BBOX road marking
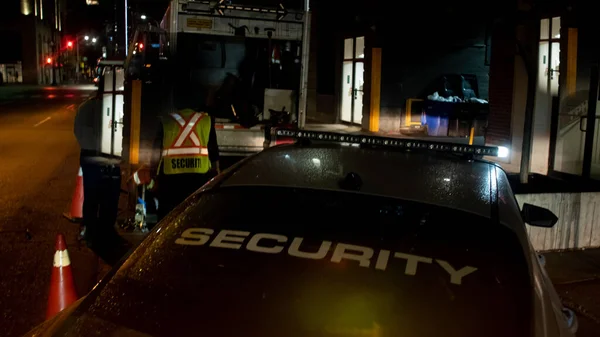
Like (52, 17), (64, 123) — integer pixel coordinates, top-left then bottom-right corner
(66, 104), (76, 111)
(34, 117), (52, 127)
(81, 94), (89, 97)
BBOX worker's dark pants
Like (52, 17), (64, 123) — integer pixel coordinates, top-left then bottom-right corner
(157, 172), (215, 222)
(80, 160), (126, 264)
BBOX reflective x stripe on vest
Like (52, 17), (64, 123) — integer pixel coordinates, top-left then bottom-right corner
(161, 109), (212, 175)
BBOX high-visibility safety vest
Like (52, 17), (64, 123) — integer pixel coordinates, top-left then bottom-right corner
(161, 109), (212, 175)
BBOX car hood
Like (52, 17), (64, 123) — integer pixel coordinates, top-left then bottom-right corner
(26, 187), (539, 337)
(27, 251), (533, 337)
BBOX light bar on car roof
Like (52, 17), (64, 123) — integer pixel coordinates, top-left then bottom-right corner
(274, 129), (506, 157)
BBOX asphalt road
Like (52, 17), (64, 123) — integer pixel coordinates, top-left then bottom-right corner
(0, 85), (104, 337)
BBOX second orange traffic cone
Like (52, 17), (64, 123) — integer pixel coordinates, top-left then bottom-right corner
(46, 234), (78, 319)
(63, 167), (84, 222)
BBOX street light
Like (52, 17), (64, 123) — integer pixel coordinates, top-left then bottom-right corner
(84, 35), (89, 41)
(140, 14), (147, 20)
(92, 37), (97, 43)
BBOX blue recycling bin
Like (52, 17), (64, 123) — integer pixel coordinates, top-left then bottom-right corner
(423, 101), (451, 136)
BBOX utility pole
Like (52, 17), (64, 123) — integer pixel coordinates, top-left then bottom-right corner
(518, 20), (540, 184)
(50, 40), (57, 86)
(297, 0), (311, 128)
(76, 37), (80, 83)
(582, 61), (599, 178)
(114, 0), (119, 56)
(125, 0), (129, 56)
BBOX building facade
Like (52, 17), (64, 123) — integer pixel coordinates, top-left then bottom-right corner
(306, 0), (500, 138)
(306, 0), (599, 183)
(487, 0), (600, 182)
(0, 0), (66, 84)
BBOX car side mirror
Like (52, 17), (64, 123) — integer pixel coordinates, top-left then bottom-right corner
(521, 203), (558, 228)
(563, 308), (578, 334)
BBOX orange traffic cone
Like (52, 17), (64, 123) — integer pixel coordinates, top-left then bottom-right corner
(63, 167), (84, 222)
(46, 234), (78, 319)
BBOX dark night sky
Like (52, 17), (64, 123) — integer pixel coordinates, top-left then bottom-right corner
(65, 0), (306, 36)
(65, 0), (170, 35)
(66, 0), (114, 35)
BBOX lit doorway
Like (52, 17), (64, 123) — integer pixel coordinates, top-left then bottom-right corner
(531, 17), (561, 175)
(340, 36), (365, 125)
(552, 18), (600, 179)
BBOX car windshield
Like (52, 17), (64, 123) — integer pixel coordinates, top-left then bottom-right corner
(84, 186), (533, 337)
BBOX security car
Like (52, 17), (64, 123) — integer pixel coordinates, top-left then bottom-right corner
(26, 130), (577, 337)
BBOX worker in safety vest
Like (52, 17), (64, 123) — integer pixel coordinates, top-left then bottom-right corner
(135, 93), (221, 222)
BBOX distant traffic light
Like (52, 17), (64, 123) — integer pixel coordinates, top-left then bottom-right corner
(138, 43), (144, 49)
(46, 57), (52, 64)
(67, 41), (73, 49)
